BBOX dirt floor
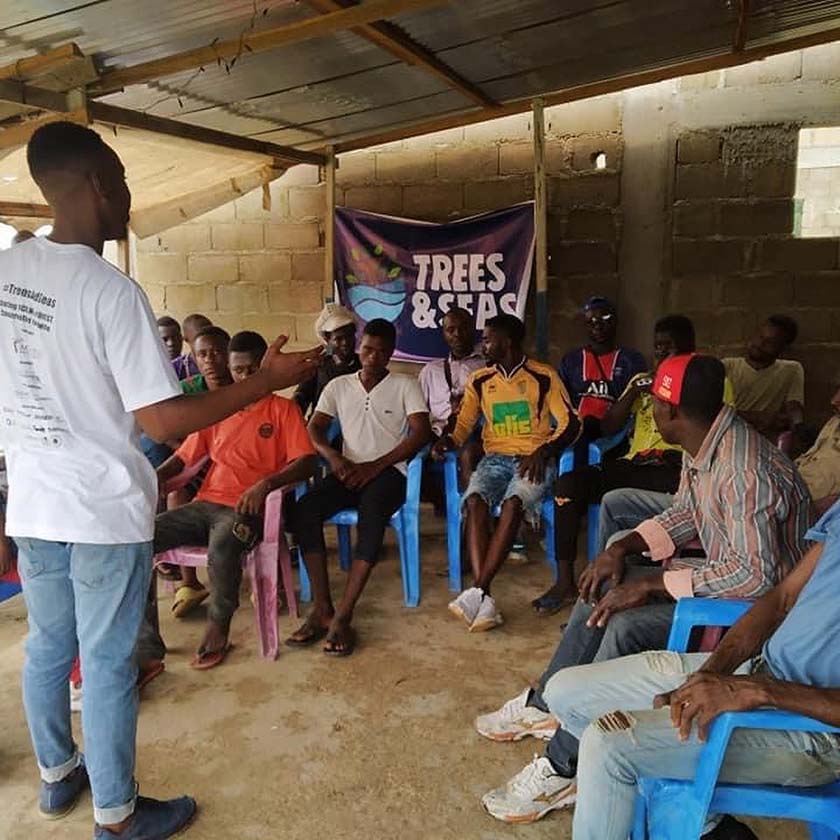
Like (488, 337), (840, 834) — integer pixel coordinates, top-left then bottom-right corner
(0, 517), (806, 839)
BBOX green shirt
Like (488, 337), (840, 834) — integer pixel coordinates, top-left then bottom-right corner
(181, 374), (207, 394)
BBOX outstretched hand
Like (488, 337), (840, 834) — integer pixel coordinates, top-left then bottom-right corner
(260, 336), (324, 391)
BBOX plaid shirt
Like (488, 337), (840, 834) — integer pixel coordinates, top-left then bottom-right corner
(636, 405), (812, 600)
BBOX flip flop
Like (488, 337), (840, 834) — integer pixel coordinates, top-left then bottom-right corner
(190, 644), (233, 671)
(531, 593), (576, 615)
(323, 627), (356, 657)
(285, 620), (329, 648)
(137, 660), (165, 691)
(171, 585), (209, 618)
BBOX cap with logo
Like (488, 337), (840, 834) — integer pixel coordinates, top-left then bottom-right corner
(652, 353), (697, 406)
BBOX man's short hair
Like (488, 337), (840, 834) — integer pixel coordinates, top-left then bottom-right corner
(229, 330), (268, 360)
(443, 306), (473, 324)
(767, 314), (798, 346)
(680, 356), (725, 424)
(654, 314), (696, 353)
(156, 315), (180, 330)
(27, 122), (107, 183)
(486, 313), (526, 345)
(194, 325), (230, 346)
(363, 318), (397, 347)
(183, 313), (212, 333)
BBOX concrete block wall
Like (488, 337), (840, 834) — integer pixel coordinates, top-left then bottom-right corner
(134, 164), (327, 349)
(669, 122), (840, 420)
(335, 95), (624, 365)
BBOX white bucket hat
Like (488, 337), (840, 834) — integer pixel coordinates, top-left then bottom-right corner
(314, 303), (357, 343)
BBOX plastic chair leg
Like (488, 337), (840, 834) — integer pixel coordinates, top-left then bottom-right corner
(338, 525), (352, 571)
(542, 503), (559, 582)
(631, 793), (647, 840)
(398, 513), (420, 608)
(810, 824), (840, 840)
(587, 503), (599, 562)
(247, 546), (279, 660)
(298, 549), (312, 603)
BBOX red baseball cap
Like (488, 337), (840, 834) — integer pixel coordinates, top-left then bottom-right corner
(652, 353), (696, 405)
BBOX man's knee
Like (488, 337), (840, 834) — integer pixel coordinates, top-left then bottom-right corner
(542, 665), (596, 721)
(465, 492), (489, 513)
(500, 495), (523, 513)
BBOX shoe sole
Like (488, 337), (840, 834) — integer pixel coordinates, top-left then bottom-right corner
(448, 602), (475, 626)
(469, 615), (504, 633)
(40, 797), (80, 821)
(475, 724), (557, 742)
(482, 785), (577, 823)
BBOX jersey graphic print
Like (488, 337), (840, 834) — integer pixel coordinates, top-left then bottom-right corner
(491, 400), (532, 436)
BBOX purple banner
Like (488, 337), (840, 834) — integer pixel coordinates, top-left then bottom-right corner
(334, 202), (534, 363)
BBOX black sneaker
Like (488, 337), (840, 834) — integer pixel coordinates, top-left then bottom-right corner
(93, 795), (196, 839)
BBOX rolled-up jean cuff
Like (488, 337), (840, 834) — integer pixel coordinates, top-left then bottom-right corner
(39, 749), (81, 783)
(94, 782), (138, 826)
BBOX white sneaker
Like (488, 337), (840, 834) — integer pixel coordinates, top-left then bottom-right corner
(482, 755), (576, 823)
(449, 587), (483, 625)
(474, 688), (558, 742)
(469, 593), (504, 632)
(69, 682), (82, 714)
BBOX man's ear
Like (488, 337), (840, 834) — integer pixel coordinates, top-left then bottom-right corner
(89, 170), (107, 200)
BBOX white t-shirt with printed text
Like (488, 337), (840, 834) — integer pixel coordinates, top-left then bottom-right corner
(314, 371), (428, 474)
(0, 237), (182, 544)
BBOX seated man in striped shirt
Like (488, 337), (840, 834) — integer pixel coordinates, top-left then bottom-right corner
(475, 354), (812, 825)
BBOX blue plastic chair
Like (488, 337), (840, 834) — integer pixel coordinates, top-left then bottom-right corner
(632, 597), (840, 840)
(297, 427), (426, 608)
(0, 578), (21, 602)
(441, 426), (629, 593)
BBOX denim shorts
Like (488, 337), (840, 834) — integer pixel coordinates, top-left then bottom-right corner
(463, 453), (552, 525)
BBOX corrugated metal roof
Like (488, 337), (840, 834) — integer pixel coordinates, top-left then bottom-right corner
(1, 0), (840, 154)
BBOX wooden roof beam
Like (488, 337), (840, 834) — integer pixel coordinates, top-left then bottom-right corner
(0, 109), (90, 151)
(0, 44), (84, 82)
(87, 101), (324, 166)
(305, 0), (496, 108)
(334, 22), (840, 153)
(94, 0), (449, 93)
(0, 201), (52, 219)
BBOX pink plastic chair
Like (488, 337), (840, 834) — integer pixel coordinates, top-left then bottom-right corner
(154, 458), (298, 660)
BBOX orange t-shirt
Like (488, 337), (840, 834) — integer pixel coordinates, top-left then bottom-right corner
(176, 395), (315, 509)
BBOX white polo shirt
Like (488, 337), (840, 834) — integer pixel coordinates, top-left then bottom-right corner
(314, 371), (428, 474)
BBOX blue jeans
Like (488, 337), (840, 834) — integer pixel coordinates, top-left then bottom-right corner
(541, 651), (840, 840)
(464, 453), (551, 526)
(17, 538), (152, 825)
(597, 489), (673, 553)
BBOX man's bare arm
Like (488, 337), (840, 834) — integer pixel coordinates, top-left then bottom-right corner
(135, 338), (322, 442)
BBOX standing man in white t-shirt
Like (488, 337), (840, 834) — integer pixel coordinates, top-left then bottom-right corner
(0, 122), (321, 840)
(286, 318), (431, 656)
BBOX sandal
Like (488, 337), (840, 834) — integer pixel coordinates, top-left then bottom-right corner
(285, 619), (329, 648)
(324, 626), (356, 657)
(137, 660), (165, 691)
(171, 585), (209, 618)
(531, 592), (577, 615)
(190, 643), (232, 670)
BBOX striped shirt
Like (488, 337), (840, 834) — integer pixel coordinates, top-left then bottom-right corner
(636, 405), (812, 600)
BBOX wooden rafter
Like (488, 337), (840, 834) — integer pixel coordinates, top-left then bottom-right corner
(305, 0), (496, 108)
(0, 109), (89, 150)
(0, 44), (84, 82)
(333, 22), (840, 153)
(0, 201), (52, 219)
(734, 0), (751, 52)
(94, 0), (449, 93)
(87, 102), (324, 166)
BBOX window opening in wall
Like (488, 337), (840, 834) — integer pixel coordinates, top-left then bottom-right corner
(795, 127), (840, 238)
(591, 151), (608, 170)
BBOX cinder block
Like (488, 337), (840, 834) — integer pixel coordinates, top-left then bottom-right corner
(216, 283), (268, 313)
(677, 132), (722, 164)
(343, 185), (403, 216)
(141, 283), (166, 311)
(288, 185), (326, 221)
(683, 308), (755, 346)
(156, 224), (211, 254)
(291, 251), (325, 285)
(289, 282), (324, 312)
(724, 52), (802, 86)
(549, 174), (620, 207)
(677, 70), (722, 91)
(406, 126), (465, 150)
(188, 254), (238, 286)
(718, 200), (794, 236)
(546, 95), (621, 137)
(135, 253), (187, 287)
(436, 146), (499, 179)
(793, 271), (840, 306)
(276, 164), (320, 187)
(376, 149), (435, 182)
(464, 112), (532, 144)
(668, 276), (722, 311)
(565, 207), (620, 241)
(403, 183), (464, 220)
(464, 178), (533, 214)
(721, 272), (794, 306)
(498, 142), (533, 175)
(570, 134), (622, 173)
(792, 308), (833, 343)
(335, 152), (376, 186)
(193, 202), (236, 224)
(239, 253), (292, 285)
(265, 222), (321, 250)
(555, 242), (616, 275)
(673, 202), (718, 237)
(672, 239), (747, 275)
(559, 274), (621, 308)
(135, 234), (164, 253)
(801, 43), (840, 81)
(165, 283), (217, 315)
(675, 163), (747, 200)
(238, 314), (296, 341)
(759, 238), (838, 271)
(267, 283), (295, 313)
(234, 187), (275, 221)
(748, 163), (797, 198)
(211, 223), (264, 251)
